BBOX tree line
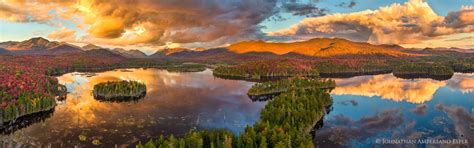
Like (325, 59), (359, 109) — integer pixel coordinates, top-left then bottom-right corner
(93, 80), (147, 101)
(136, 78), (333, 148)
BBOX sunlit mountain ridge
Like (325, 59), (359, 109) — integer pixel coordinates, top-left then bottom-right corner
(228, 38), (423, 57)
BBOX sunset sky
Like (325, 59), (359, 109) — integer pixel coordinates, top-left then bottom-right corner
(1, 0), (473, 53)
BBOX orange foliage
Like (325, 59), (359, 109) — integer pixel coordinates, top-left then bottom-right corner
(228, 38), (426, 57)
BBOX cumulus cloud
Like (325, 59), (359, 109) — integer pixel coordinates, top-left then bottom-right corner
(0, 0), (76, 23)
(410, 104), (428, 115)
(331, 74), (445, 104)
(336, 0), (356, 8)
(1, 0), (277, 47)
(281, 3), (328, 17)
(266, 0), (329, 22)
(2, 0), (473, 48)
(445, 36), (474, 42)
(84, 0), (277, 46)
(0, 2), (26, 22)
(435, 104), (474, 144)
(313, 108), (404, 146)
(446, 73), (474, 93)
(338, 99), (358, 106)
(48, 28), (77, 42)
(270, 0), (474, 45)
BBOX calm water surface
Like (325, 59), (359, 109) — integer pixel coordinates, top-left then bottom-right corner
(1, 69), (473, 147)
(1, 69), (263, 147)
(315, 73), (474, 147)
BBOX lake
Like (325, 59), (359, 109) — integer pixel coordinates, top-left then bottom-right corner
(315, 73), (474, 147)
(1, 68), (473, 147)
(0, 69), (264, 147)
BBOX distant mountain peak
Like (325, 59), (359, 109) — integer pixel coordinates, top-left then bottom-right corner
(0, 37), (84, 55)
(111, 48), (147, 58)
(159, 48), (190, 55)
(227, 38), (421, 57)
(4, 37), (59, 51)
(0, 47), (10, 55)
(82, 44), (102, 51)
(29, 37), (49, 43)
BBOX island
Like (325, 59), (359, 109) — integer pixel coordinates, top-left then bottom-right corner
(393, 63), (454, 80)
(247, 77), (336, 101)
(213, 59), (319, 81)
(165, 63), (206, 72)
(92, 80), (147, 101)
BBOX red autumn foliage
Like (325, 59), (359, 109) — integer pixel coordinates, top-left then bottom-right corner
(0, 54), (124, 109)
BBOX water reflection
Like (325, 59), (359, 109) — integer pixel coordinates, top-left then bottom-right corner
(331, 73), (474, 104)
(1, 69), (264, 147)
(315, 73), (474, 147)
(1, 69), (472, 147)
(446, 73), (474, 93)
(0, 109), (55, 135)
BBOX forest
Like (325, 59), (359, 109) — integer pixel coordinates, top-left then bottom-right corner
(213, 58), (319, 81)
(0, 60), (63, 124)
(0, 50), (473, 146)
(248, 77), (335, 98)
(0, 54), (208, 123)
(213, 56), (474, 81)
(166, 63), (207, 72)
(0, 54), (126, 123)
(393, 63), (454, 80)
(2, 52), (473, 126)
(313, 59), (392, 77)
(136, 77), (333, 147)
(93, 80), (147, 101)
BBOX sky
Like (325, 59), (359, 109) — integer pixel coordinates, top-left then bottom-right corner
(0, 0), (473, 53)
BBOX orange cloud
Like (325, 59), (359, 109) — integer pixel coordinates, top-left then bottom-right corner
(446, 73), (474, 93)
(1, 0), (472, 48)
(331, 74), (445, 104)
(332, 73), (474, 103)
(1, 0), (276, 47)
(271, 0), (474, 45)
(73, 0), (275, 46)
(0, 0), (75, 23)
(48, 27), (77, 42)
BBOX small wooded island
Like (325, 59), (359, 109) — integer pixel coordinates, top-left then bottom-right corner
(247, 77), (336, 101)
(166, 63), (206, 72)
(93, 80), (147, 101)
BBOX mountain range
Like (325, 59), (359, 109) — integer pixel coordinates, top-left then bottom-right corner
(82, 44), (103, 51)
(0, 37), (147, 58)
(111, 48), (147, 58)
(1, 37), (472, 59)
(227, 38), (419, 57)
